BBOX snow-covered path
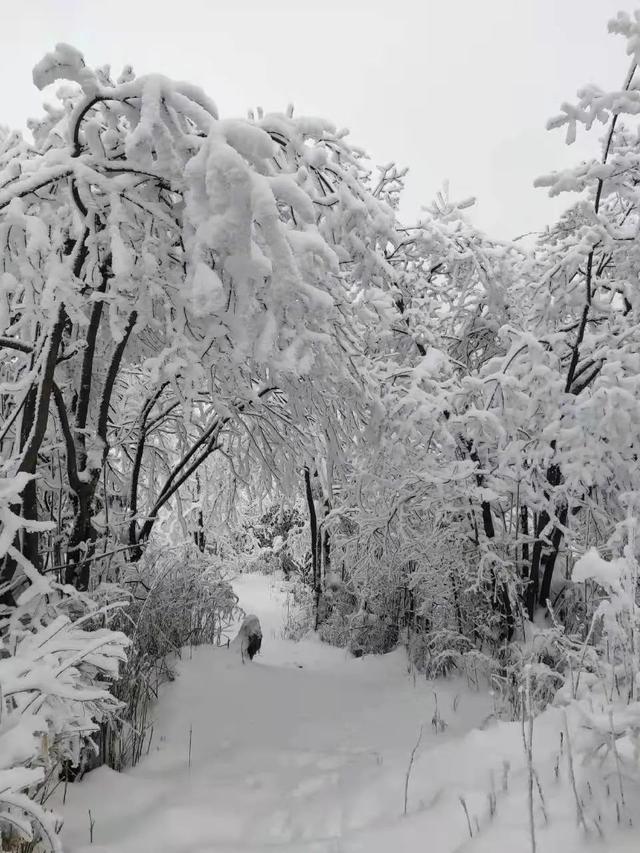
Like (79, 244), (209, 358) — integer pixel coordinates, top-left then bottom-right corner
(56, 574), (635, 852)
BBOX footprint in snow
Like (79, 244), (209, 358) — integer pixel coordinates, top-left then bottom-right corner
(291, 772), (340, 798)
(316, 755), (348, 770)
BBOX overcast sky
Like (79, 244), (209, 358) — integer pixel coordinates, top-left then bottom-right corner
(1, 0), (635, 238)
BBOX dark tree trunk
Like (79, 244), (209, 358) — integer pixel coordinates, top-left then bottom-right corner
(304, 467), (318, 591)
(0, 298), (69, 602)
(479, 498), (514, 641)
(321, 495), (331, 585)
(526, 510), (545, 620)
(18, 386), (40, 570)
(194, 474), (206, 552)
(467, 440), (514, 641)
(450, 566), (464, 635)
(520, 504), (529, 578)
(61, 311), (136, 588)
(303, 467), (322, 629)
(539, 503), (568, 609)
(65, 485), (98, 590)
(525, 463), (563, 620)
(194, 509), (206, 552)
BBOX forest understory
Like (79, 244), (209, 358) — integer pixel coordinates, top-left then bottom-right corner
(53, 573), (640, 853)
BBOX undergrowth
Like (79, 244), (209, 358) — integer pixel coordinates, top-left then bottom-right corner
(97, 544), (241, 772)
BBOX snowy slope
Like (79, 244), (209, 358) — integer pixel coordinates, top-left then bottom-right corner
(56, 574), (637, 852)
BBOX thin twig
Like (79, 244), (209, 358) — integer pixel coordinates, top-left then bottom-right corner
(403, 724), (424, 816)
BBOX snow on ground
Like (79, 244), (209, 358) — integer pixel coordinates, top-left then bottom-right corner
(56, 573), (638, 852)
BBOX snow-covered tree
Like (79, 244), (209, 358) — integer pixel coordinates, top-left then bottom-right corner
(0, 44), (400, 598)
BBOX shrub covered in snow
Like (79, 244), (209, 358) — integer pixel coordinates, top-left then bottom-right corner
(103, 543), (241, 769)
(553, 524), (640, 792)
(282, 579), (315, 641)
(0, 476), (129, 851)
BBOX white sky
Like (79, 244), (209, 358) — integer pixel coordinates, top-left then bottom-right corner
(0, 0), (635, 238)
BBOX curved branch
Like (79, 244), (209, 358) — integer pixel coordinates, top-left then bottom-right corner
(127, 383), (169, 544)
(51, 382), (81, 493)
(97, 311), (137, 445)
(0, 337), (32, 354)
(17, 305), (66, 475)
(0, 169), (73, 212)
(76, 256), (111, 438)
(139, 435), (222, 541)
(134, 387), (278, 547)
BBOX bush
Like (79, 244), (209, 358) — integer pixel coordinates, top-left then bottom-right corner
(316, 580), (399, 655)
(245, 549), (281, 576)
(282, 580), (315, 641)
(554, 538), (640, 782)
(101, 543), (241, 770)
(347, 610), (399, 656)
(0, 475), (129, 850)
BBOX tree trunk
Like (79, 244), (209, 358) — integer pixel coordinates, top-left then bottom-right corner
(467, 439), (514, 641)
(194, 474), (206, 552)
(539, 504), (568, 609)
(65, 485), (98, 590)
(303, 467), (322, 629)
(18, 386), (40, 570)
(321, 494), (331, 585)
(0, 301), (68, 601)
(525, 463), (563, 620)
(520, 504), (529, 579)
(304, 467), (318, 590)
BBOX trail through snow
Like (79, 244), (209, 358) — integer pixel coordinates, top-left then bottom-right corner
(57, 574), (637, 852)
